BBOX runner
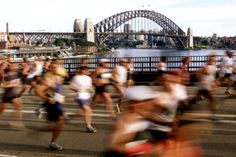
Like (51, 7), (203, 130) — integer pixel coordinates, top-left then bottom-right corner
(112, 58), (128, 95)
(126, 58), (134, 87)
(111, 58), (128, 113)
(18, 58), (36, 96)
(156, 56), (167, 84)
(219, 51), (234, 94)
(32, 72), (64, 151)
(43, 57), (52, 73)
(28, 56), (45, 95)
(190, 55), (218, 119)
(70, 66), (96, 133)
(35, 58), (68, 120)
(92, 59), (114, 116)
(105, 72), (199, 157)
(0, 63), (24, 127)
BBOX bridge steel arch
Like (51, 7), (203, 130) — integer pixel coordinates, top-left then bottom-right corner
(94, 10), (187, 49)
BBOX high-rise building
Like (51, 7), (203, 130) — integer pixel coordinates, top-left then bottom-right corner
(147, 30), (153, 45)
(124, 24), (135, 40)
(6, 22), (9, 36)
(124, 24), (131, 33)
(212, 33), (217, 41)
(84, 18), (95, 43)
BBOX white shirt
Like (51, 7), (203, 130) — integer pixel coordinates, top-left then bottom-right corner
(70, 74), (92, 99)
(114, 65), (127, 85)
(33, 61), (44, 76)
(157, 62), (167, 71)
(202, 64), (217, 90)
(221, 56), (234, 74)
(170, 83), (188, 101)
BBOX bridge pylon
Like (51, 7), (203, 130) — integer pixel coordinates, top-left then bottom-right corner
(84, 18), (95, 43)
(187, 27), (193, 49)
(74, 19), (84, 33)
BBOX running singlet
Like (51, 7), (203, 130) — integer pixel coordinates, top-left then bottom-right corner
(3, 71), (19, 99)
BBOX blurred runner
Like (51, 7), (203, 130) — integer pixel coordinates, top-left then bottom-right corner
(112, 58), (128, 113)
(0, 63), (24, 127)
(70, 66), (96, 133)
(126, 58), (134, 87)
(32, 72), (64, 151)
(151, 56), (167, 85)
(219, 51), (234, 94)
(190, 54), (218, 119)
(92, 59), (114, 116)
(104, 77), (203, 157)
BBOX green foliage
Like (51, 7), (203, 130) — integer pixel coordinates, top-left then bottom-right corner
(97, 44), (110, 52)
(76, 41), (96, 46)
(201, 38), (209, 46)
(53, 38), (67, 46)
(53, 38), (96, 47)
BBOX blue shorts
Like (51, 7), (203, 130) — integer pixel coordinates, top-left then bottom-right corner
(44, 102), (63, 122)
(77, 99), (90, 106)
(22, 77), (34, 85)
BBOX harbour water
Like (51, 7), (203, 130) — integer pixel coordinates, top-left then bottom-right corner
(112, 48), (236, 57)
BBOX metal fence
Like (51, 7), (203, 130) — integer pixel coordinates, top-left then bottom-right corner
(63, 55), (236, 74)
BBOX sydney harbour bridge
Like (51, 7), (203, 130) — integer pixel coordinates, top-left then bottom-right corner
(9, 10), (193, 49)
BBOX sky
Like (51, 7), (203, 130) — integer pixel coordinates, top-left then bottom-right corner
(0, 0), (235, 37)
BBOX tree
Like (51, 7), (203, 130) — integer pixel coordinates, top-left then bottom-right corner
(53, 38), (96, 47)
(53, 38), (65, 46)
(201, 38), (209, 46)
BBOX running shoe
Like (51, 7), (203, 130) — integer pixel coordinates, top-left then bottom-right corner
(86, 126), (97, 133)
(35, 108), (44, 119)
(48, 143), (63, 151)
(225, 90), (232, 95)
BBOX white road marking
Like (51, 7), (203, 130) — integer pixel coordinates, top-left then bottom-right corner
(4, 109), (236, 120)
(0, 154), (17, 157)
(185, 112), (236, 118)
(4, 109), (111, 117)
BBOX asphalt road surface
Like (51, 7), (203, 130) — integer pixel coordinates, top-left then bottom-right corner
(0, 86), (235, 157)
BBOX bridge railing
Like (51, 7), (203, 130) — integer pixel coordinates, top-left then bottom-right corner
(62, 55), (235, 74)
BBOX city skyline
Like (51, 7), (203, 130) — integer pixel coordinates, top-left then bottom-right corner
(0, 0), (235, 37)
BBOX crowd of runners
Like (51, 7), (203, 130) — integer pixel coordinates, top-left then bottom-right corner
(0, 50), (235, 156)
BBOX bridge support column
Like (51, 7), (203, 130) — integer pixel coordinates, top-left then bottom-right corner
(74, 19), (84, 33)
(84, 18), (95, 43)
(187, 27), (193, 49)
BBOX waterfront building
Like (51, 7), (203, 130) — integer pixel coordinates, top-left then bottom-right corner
(136, 33), (145, 41)
(0, 33), (7, 49)
(0, 33), (28, 49)
(75, 45), (97, 54)
(0, 32), (7, 41)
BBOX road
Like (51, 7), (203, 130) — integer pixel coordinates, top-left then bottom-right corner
(0, 86), (235, 157)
